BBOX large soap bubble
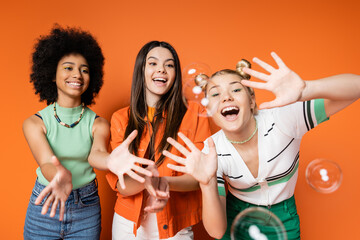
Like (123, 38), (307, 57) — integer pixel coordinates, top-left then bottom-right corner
(231, 207), (287, 240)
(305, 158), (342, 194)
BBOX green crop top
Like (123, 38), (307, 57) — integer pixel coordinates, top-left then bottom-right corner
(36, 103), (96, 189)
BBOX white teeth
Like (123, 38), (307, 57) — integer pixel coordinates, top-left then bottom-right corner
(221, 106), (238, 114)
(68, 82), (82, 86)
(153, 78), (166, 82)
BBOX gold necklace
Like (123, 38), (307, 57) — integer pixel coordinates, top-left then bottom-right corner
(53, 103), (85, 128)
(226, 118), (258, 144)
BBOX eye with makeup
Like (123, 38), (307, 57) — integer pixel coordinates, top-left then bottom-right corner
(232, 88), (242, 93)
(229, 81), (243, 93)
(208, 88), (220, 98)
(63, 66), (73, 71)
(81, 67), (89, 74)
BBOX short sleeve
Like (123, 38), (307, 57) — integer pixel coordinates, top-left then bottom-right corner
(106, 109), (128, 191)
(274, 99), (329, 139)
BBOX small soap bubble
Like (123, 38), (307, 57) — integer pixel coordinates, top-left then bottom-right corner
(192, 86), (202, 95)
(187, 68), (196, 74)
(201, 97), (209, 107)
(321, 175), (329, 182)
(319, 169), (328, 176)
(305, 158), (342, 194)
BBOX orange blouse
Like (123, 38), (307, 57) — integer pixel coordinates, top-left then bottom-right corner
(106, 101), (211, 239)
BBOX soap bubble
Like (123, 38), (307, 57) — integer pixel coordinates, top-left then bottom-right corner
(182, 62), (218, 117)
(183, 62), (212, 82)
(305, 158), (342, 193)
(231, 207), (287, 240)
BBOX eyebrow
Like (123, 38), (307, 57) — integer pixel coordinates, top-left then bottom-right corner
(62, 62), (89, 68)
(208, 85), (220, 91)
(208, 81), (242, 91)
(229, 81), (242, 85)
(147, 56), (175, 62)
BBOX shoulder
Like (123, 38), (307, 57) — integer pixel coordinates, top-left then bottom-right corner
(110, 106), (130, 134)
(210, 130), (225, 143)
(181, 101), (209, 127)
(93, 116), (110, 128)
(23, 113), (46, 135)
(92, 116), (110, 137)
(203, 130), (224, 150)
(185, 101), (206, 117)
(111, 106), (130, 122)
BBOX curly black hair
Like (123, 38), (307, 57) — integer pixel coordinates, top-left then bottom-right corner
(30, 24), (104, 106)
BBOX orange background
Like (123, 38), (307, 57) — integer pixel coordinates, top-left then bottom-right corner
(1, 0), (359, 239)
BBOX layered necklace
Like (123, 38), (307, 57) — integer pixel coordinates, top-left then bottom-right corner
(226, 118), (258, 144)
(53, 102), (85, 128)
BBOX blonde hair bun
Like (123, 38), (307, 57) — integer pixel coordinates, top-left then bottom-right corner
(194, 73), (209, 90)
(236, 59), (251, 80)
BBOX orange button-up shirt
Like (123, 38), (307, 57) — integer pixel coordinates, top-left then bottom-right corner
(106, 101), (211, 239)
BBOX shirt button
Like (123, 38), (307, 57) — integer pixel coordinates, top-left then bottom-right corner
(163, 224), (168, 230)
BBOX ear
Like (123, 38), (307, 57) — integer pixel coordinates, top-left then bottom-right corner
(250, 94), (256, 111)
(250, 94), (256, 109)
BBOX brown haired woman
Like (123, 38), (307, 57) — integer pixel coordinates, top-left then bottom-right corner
(106, 41), (211, 239)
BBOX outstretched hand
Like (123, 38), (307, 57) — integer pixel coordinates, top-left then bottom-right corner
(143, 165), (170, 213)
(163, 132), (217, 185)
(242, 52), (306, 109)
(107, 130), (155, 190)
(35, 156), (72, 221)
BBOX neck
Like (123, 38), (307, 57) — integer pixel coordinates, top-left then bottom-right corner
(145, 89), (160, 108)
(225, 117), (258, 145)
(146, 96), (160, 108)
(56, 96), (82, 108)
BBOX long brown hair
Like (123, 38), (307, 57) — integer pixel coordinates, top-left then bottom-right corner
(124, 41), (187, 166)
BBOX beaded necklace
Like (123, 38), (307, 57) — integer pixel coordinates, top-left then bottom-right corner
(53, 102), (85, 128)
(226, 118), (258, 144)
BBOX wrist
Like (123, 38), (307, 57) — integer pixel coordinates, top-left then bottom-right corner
(200, 176), (217, 190)
(105, 154), (113, 171)
(299, 80), (310, 102)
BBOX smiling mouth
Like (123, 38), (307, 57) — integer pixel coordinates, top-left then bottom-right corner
(66, 82), (83, 87)
(153, 78), (167, 83)
(221, 106), (239, 117)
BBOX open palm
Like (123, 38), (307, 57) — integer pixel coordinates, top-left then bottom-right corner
(242, 52), (306, 109)
(163, 132), (217, 185)
(107, 130), (155, 189)
(35, 156), (72, 221)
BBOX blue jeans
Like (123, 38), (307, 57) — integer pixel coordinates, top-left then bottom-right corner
(24, 179), (101, 240)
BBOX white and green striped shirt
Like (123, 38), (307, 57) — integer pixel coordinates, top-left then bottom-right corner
(202, 99), (328, 206)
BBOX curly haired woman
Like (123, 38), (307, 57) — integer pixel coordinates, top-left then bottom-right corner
(23, 25), (154, 240)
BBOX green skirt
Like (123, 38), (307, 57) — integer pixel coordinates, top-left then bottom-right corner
(221, 193), (300, 240)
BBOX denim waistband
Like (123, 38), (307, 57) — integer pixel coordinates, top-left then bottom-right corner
(34, 178), (98, 200)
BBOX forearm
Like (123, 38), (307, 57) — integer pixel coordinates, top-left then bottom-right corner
(116, 175), (145, 196)
(302, 74), (360, 101)
(164, 174), (199, 192)
(88, 150), (110, 171)
(39, 162), (58, 182)
(200, 177), (227, 239)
